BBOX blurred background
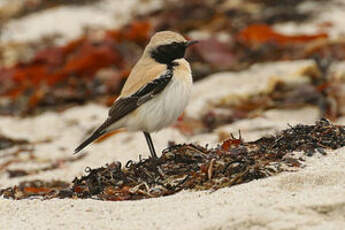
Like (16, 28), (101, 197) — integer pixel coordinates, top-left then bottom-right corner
(0, 0), (344, 119)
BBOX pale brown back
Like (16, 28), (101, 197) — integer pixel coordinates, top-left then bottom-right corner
(120, 57), (167, 97)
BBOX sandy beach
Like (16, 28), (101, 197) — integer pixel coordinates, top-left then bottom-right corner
(1, 148), (344, 230)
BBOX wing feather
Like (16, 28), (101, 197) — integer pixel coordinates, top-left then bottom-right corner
(74, 69), (173, 153)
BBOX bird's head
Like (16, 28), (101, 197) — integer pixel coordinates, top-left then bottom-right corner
(145, 31), (198, 64)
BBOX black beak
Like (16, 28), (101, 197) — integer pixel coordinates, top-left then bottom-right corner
(185, 40), (199, 47)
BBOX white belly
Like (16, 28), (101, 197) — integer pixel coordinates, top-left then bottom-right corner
(125, 73), (192, 132)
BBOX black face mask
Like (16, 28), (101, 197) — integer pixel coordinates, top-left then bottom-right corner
(150, 42), (187, 64)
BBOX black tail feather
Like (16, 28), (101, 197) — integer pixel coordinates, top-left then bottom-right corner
(74, 130), (106, 154)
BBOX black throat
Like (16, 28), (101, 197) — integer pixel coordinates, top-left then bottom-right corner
(150, 42), (187, 64)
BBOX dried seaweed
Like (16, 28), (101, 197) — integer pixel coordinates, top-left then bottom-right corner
(1, 119), (344, 201)
(0, 180), (70, 200)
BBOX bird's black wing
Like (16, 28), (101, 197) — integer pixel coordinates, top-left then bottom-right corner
(108, 68), (173, 121)
(74, 69), (173, 154)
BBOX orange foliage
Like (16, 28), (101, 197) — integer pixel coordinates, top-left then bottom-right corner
(238, 24), (328, 46)
(4, 38), (122, 89)
(0, 21), (152, 103)
(221, 138), (241, 151)
(106, 21), (151, 44)
(24, 187), (51, 194)
(28, 89), (45, 109)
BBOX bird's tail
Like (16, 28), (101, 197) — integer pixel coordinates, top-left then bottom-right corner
(74, 128), (106, 154)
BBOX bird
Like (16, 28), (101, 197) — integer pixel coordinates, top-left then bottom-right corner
(74, 31), (198, 159)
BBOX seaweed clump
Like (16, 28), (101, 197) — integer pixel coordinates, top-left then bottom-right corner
(1, 119), (344, 201)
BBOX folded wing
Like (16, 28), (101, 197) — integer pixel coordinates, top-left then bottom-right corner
(74, 69), (173, 154)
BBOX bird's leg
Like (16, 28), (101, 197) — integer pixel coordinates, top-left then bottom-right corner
(143, 132), (158, 159)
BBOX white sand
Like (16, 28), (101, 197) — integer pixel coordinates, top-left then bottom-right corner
(0, 60), (345, 229)
(1, 148), (344, 230)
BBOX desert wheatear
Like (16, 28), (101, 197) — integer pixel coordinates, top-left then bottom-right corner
(74, 31), (197, 158)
